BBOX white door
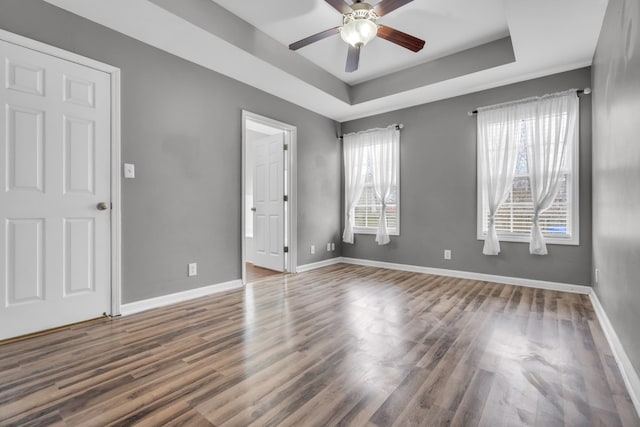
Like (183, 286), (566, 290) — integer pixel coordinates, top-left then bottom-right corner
(252, 133), (284, 272)
(0, 39), (111, 340)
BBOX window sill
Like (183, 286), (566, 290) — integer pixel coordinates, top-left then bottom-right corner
(476, 233), (579, 246)
(354, 228), (399, 236)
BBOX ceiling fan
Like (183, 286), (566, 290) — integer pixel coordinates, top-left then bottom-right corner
(288, 0), (425, 73)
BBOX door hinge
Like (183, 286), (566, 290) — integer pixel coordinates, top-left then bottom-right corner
(283, 144), (289, 150)
(283, 195), (288, 202)
(283, 246), (289, 253)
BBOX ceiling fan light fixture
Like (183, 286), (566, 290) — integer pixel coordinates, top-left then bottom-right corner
(340, 18), (378, 47)
(289, 0), (424, 73)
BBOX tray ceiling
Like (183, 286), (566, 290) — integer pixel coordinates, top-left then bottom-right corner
(43, 0), (609, 121)
(211, 0), (510, 85)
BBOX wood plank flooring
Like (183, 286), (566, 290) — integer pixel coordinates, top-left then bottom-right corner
(0, 263), (637, 426)
(246, 262), (282, 283)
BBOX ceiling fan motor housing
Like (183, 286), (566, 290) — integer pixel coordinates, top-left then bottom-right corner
(340, 2), (379, 47)
(288, 0), (424, 73)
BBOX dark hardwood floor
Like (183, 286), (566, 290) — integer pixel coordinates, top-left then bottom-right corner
(0, 264), (637, 426)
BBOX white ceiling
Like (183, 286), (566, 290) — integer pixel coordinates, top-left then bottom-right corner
(211, 0), (510, 85)
(43, 0), (609, 122)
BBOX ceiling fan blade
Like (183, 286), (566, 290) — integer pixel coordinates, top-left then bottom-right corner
(377, 25), (425, 52)
(373, 0), (413, 17)
(345, 45), (360, 72)
(325, 0), (352, 14)
(289, 27), (341, 50)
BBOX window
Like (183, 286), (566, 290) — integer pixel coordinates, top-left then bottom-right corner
(477, 114), (579, 245)
(353, 154), (399, 235)
(343, 125), (400, 244)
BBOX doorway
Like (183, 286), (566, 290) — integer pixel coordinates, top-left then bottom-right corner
(242, 111), (297, 284)
(0, 30), (121, 340)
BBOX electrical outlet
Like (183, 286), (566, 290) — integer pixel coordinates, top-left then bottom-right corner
(331, 242), (335, 251)
(327, 243), (331, 252)
(310, 245), (315, 254)
(188, 263), (197, 277)
(444, 250), (452, 260)
(595, 268), (599, 284)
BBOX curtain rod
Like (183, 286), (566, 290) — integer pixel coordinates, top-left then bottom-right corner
(467, 88), (591, 116)
(339, 123), (403, 140)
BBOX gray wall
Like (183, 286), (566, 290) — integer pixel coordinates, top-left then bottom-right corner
(149, 0), (351, 104)
(592, 0), (640, 374)
(0, 0), (341, 303)
(341, 68), (593, 286)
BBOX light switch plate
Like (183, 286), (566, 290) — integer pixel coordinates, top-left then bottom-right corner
(124, 163), (135, 178)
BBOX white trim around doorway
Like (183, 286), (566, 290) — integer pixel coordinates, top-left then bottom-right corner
(241, 110), (297, 285)
(0, 29), (123, 316)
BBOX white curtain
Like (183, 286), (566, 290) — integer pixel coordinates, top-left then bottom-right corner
(478, 106), (521, 255)
(370, 126), (399, 245)
(342, 132), (368, 244)
(526, 91), (578, 255)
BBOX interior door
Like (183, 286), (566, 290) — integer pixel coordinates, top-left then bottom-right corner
(0, 39), (111, 340)
(252, 133), (284, 272)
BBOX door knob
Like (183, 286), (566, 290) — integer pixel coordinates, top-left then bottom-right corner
(97, 202), (109, 211)
(251, 207), (256, 212)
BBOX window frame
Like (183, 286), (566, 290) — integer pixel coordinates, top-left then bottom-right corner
(352, 150), (400, 236)
(476, 114), (580, 246)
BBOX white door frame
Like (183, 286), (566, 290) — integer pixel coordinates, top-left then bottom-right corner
(241, 110), (297, 284)
(0, 29), (123, 316)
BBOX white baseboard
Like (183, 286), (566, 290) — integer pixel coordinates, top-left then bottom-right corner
(329, 256), (636, 416)
(120, 279), (243, 316)
(340, 257), (591, 294)
(296, 257), (343, 273)
(116, 256), (638, 418)
(589, 289), (640, 416)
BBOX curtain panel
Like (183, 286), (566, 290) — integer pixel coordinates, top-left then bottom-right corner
(342, 132), (368, 244)
(342, 125), (399, 245)
(477, 107), (522, 255)
(525, 91), (579, 254)
(478, 89), (578, 255)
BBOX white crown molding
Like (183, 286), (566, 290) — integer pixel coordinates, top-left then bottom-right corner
(42, 0), (605, 122)
(589, 289), (640, 417)
(120, 279), (243, 316)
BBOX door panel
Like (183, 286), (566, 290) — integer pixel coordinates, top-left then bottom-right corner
(269, 215), (280, 255)
(269, 162), (279, 201)
(254, 214), (266, 255)
(7, 105), (44, 192)
(6, 60), (44, 96)
(63, 115), (95, 194)
(63, 218), (95, 296)
(252, 133), (284, 272)
(6, 219), (44, 305)
(63, 75), (95, 108)
(0, 39), (111, 340)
